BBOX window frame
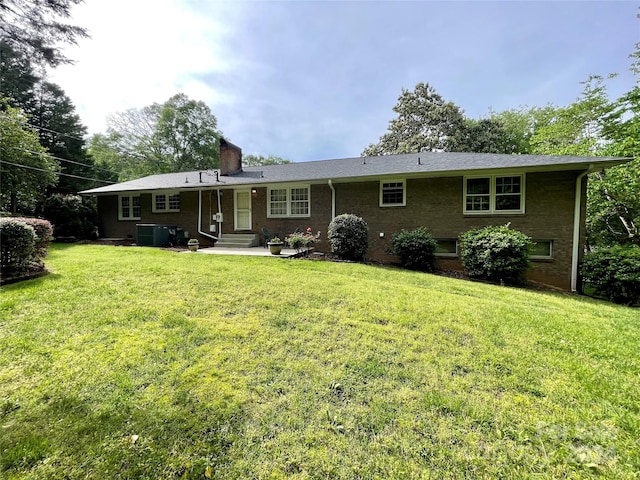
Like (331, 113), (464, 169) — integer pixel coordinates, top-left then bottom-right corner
(118, 194), (141, 221)
(379, 179), (406, 207)
(152, 191), (181, 213)
(529, 239), (553, 260)
(267, 184), (311, 218)
(463, 174), (525, 215)
(435, 238), (459, 257)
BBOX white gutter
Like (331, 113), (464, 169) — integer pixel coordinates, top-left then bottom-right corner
(328, 179), (336, 219)
(216, 188), (222, 238)
(570, 169), (591, 292)
(198, 189), (218, 241)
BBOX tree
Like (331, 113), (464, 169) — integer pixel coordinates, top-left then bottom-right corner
(30, 81), (100, 194)
(0, 0), (88, 67)
(0, 101), (59, 213)
(362, 83), (467, 155)
(588, 44), (640, 246)
(93, 94), (222, 181)
(363, 82), (538, 156)
(461, 118), (525, 154)
(242, 154), (290, 166)
(488, 106), (558, 154)
(529, 77), (611, 157)
(0, 41), (39, 112)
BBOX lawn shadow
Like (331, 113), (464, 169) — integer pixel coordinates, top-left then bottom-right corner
(0, 271), (63, 289)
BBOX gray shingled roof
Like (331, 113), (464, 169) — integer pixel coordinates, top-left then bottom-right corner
(80, 151), (629, 195)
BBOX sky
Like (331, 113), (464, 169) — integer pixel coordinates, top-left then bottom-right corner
(50, 0), (639, 162)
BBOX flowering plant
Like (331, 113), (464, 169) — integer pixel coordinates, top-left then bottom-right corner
(287, 227), (321, 254)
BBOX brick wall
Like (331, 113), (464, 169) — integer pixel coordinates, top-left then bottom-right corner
(333, 171), (583, 289)
(95, 170), (585, 290)
(96, 190), (212, 245)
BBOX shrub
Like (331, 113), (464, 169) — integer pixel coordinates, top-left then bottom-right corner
(287, 227), (321, 254)
(13, 217), (53, 260)
(389, 227), (438, 271)
(581, 246), (640, 305)
(328, 214), (368, 261)
(43, 194), (97, 239)
(459, 224), (533, 285)
(0, 218), (37, 275)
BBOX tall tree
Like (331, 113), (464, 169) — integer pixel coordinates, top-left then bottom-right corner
(529, 77), (611, 156)
(362, 83), (467, 155)
(488, 106), (558, 155)
(0, 41), (39, 111)
(93, 94), (222, 181)
(30, 81), (99, 193)
(0, 100), (59, 213)
(0, 0), (88, 67)
(588, 44), (640, 246)
(363, 82), (538, 156)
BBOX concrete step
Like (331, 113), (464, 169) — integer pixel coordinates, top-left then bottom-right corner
(216, 233), (260, 248)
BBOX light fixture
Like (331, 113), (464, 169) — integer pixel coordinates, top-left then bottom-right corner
(251, 188), (257, 194)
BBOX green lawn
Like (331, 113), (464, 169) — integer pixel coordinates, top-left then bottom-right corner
(1, 244), (639, 479)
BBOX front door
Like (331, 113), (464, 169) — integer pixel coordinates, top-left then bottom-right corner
(234, 190), (252, 230)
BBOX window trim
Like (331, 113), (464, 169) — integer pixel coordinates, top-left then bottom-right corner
(267, 184), (311, 218)
(379, 179), (406, 207)
(463, 174), (525, 215)
(152, 191), (181, 213)
(118, 194), (141, 221)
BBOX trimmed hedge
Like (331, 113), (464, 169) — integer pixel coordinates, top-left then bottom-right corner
(14, 217), (54, 259)
(581, 246), (640, 305)
(328, 214), (368, 261)
(389, 227), (438, 271)
(459, 224), (533, 285)
(1, 217), (53, 277)
(1, 218), (37, 275)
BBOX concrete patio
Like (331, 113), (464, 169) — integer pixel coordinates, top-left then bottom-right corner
(183, 246), (300, 257)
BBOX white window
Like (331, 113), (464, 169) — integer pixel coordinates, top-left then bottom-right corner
(119, 194), (141, 220)
(152, 192), (180, 213)
(530, 240), (553, 259)
(435, 239), (458, 257)
(464, 175), (524, 214)
(268, 185), (310, 218)
(380, 180), (406, 207)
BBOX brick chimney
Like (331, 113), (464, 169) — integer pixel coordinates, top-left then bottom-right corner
(219, 138), (242, 176)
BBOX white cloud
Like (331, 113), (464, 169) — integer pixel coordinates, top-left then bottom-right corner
(50, 0), (243, 134)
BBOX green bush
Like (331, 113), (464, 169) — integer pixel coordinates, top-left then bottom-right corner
(14, 217), (53, 260)
(328, 214), (368, 261)
(0, 218), (37, 275)
(43, 194), (97, 239)
(389, 227), (438, 271)
(581, 246), (640, 305)
(459, 224), (533, 285)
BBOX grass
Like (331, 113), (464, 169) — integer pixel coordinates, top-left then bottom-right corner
(1, 244), (639, 479)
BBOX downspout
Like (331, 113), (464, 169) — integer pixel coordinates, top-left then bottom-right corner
(570, 169), (591, 292)
(216, 188), (222, 238)
(328, 179), (336, 219)
(198, 189), (218, 241)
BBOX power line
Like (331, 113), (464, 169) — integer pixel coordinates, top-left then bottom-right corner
(23, 148), (117, 175)
(0, 160), (116, 185)
(0, 112), (87, 143)
(1, 113), (117, 174)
